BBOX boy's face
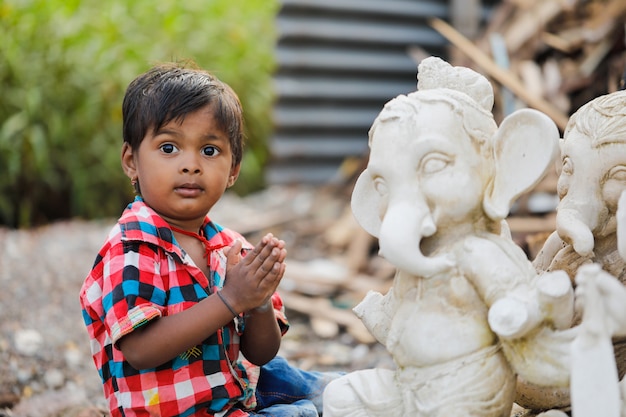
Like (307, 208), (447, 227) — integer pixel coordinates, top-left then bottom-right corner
(122, 104), (240, 229)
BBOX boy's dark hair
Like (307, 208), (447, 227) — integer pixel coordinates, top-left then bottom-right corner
(122, 62), (244, 167)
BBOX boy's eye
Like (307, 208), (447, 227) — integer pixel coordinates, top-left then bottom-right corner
(202, 146), (220, 157)
(160, 143), (178, 154)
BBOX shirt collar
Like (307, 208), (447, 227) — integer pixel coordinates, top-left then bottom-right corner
(118, 197), (218, 258)
(118, 196), (245, 258)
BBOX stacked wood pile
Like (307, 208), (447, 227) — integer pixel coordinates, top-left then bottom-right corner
(434, 0), (626, 131)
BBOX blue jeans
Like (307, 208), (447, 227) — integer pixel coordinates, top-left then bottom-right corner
(239, 356), (343, 417)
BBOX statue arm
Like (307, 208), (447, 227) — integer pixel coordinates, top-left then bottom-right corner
(353, 272), (403, 346)
(576, 264), (626, 338)
(532, 231), (565, 272)
(460, 237), (574, 339)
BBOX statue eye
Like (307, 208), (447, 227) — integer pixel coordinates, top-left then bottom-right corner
(608, 165), (626, 182)
(561, 156), (573, 175)
(420, 153), (450, 174)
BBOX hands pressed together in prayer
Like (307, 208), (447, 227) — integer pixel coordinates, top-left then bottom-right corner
(220, 233), (287, 315)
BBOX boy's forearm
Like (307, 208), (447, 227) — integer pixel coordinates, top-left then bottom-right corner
(240, 308), (282, 365)
(118, 293), (241, 369)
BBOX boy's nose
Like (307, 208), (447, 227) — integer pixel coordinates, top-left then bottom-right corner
(181, 158), (201, 174)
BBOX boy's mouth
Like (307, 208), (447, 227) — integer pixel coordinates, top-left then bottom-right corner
(175, 183), (203, 197)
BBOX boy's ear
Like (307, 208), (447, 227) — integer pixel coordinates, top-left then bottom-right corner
(227, 164), (241, 188)
(121, 143), (137, 179)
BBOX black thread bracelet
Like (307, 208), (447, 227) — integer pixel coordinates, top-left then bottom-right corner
(216, 291), (238, 317)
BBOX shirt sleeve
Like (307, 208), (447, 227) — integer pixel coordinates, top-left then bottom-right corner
(101, 241), (167, 346)
(270, 292), (290, 335)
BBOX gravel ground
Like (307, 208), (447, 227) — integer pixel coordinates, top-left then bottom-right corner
(0, 219), (114, 416)
(0, 187), (393, 417)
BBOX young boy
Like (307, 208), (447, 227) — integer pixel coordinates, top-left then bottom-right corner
(80, 62), (336, 417)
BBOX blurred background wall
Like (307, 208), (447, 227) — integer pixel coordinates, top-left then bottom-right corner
(267, 0), (498, 184)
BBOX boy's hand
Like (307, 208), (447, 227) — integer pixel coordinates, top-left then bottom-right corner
(221, 233), (286, 313)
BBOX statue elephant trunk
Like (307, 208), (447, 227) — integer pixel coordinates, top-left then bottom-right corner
(556, 207), (595, 257)
(378, 200), (454, 278)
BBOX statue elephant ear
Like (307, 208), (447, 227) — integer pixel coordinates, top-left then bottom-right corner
(484, 108), (560, 220)
(351, 169), (381, 237)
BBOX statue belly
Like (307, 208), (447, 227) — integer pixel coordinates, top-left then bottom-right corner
(389, 291), (496, 368)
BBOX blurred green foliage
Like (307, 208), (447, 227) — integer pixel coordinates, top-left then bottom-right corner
(0, 0), (278, 228)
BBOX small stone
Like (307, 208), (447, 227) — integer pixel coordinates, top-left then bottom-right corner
(0, 337), (8, 352)
(14, 329), (43, 356)
(64, 342), (84, 368)
(350, 344), (369, 361)
(16, 367), (34, 383)
(317, 342), (353, 366)
(44, 368), (65, 389)
(310, 317), (340, 339)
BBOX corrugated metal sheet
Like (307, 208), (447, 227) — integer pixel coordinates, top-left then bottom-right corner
(267, 0), (495, 184)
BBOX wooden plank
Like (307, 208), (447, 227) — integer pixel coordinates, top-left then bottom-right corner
(450, 0), (481, 38)
(429, 17), (570, 130)
(503, 0), (569, 53)
(579, 37), (616, 77)
(507, 213), (556, 235)
(281, 291), (376, 344)
(582, 0), (626, 42)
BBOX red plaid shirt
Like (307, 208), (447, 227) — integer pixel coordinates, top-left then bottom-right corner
(80, 198), (288, 416)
